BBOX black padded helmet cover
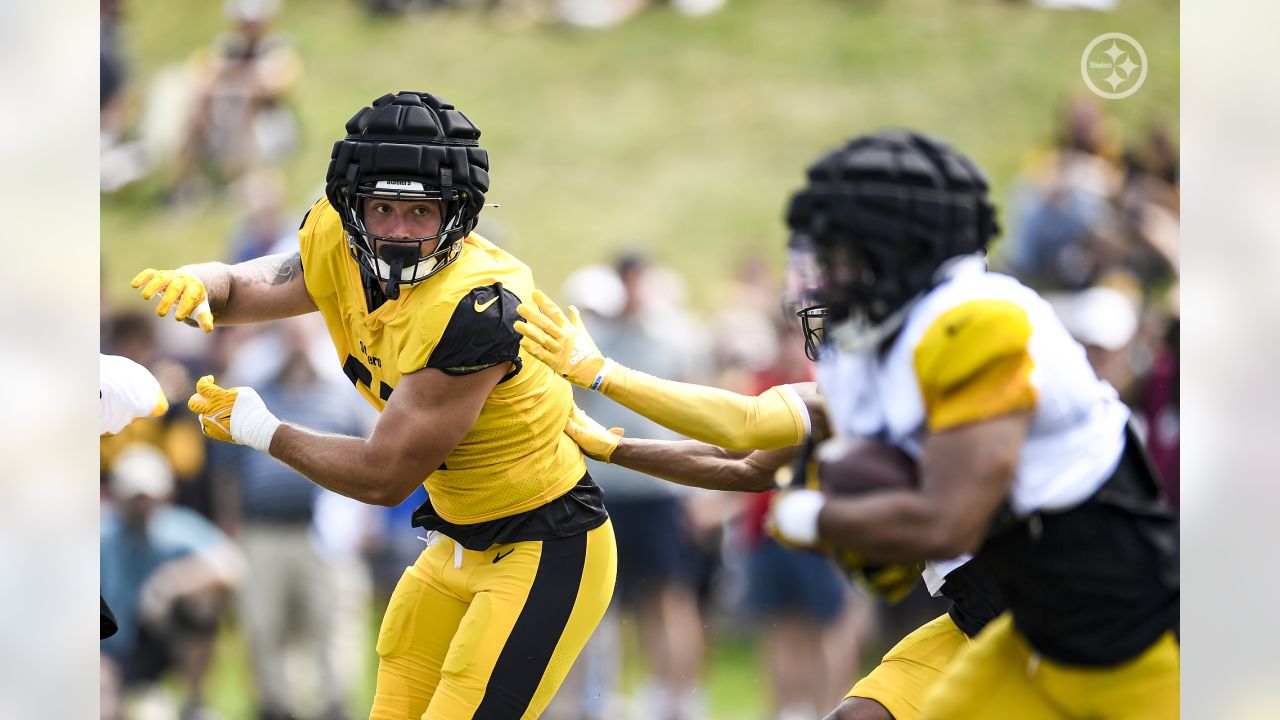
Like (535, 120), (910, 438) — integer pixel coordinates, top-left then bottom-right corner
(785, 130), (999, 347)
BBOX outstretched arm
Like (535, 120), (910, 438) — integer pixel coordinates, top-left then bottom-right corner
(612, 438), (796, 494)
(563, 404), (795, 493)
(189, 362), (508, 506)
(133, 251), (317, 330)
(517, 289), (826, 449)
(267, 364), (506, 506)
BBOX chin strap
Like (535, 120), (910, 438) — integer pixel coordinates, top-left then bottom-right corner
(383, 257), (405, 300)
(376, 244), (422, 301)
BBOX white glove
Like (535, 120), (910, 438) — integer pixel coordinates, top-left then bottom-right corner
(766, 488), (826, 547)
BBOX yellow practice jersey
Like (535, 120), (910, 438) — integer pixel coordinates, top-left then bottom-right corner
(298, 198), (586, 524)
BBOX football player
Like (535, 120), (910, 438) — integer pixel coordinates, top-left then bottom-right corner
(516, 291), (1005, 720)
(768, 130), (1179, 718)
(131, 91), (616, 720)
(100, 353), (169, 438)
(100, 353), (171, 640)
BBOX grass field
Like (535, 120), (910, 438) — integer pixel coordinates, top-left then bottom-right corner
(199, 611), (777, 719)
(104, 0), (1178, 311)
(106, 1), (1177, 717)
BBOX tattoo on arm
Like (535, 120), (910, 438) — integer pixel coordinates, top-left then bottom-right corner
(207, 252), (305, 321)
(236, 252), (303, 288)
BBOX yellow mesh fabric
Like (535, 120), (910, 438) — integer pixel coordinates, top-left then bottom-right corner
(913, 299), (1038, 432)
(299, 199), (585, 523)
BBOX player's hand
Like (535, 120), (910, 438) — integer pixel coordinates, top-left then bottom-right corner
(765, 487), (826, 549)
(515, 289), (609, 389)
(187, 375), (281, 452)
(858, 561), (923, 603)
(830, 546), (922, 603)
(131, 268), (214, 332)
(564, 403), (624, 462)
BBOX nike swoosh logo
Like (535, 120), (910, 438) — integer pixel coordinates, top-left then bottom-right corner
(474, 296), (499, 313)
(492, 548), (515, 564)
(945, 318), (971, 336)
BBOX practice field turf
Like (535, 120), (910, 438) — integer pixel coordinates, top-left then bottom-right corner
(198, 616), (772, 718)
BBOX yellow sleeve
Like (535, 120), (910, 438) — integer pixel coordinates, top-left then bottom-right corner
(913, 299), (1038, 432)
(601, 367), (808, 450)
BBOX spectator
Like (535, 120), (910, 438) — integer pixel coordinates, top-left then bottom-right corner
(101, 444), (244, 720)
(552, 259), (709, 720)
(228, 169), (298, 264)
(209, 315), (376, 720)
(555, 0), (727, 28)
(999, 94), (1124, 290)
(1047, 280), (1143, 399)
(100, 0), (153, 193)
(169, 0), (301, 200)
(1140, 307), (1179, 506)
(740, 324), (871, 720)
(100, 313), (213, 517)
(1115, 123), (1179, 288)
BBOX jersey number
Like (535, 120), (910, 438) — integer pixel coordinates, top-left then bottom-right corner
(343, 354), (394, 401)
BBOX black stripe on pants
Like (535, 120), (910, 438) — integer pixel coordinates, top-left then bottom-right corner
(472, 532), (588, 719)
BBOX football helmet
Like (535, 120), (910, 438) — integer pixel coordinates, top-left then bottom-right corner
(785, 130), (999, 356)
(325, 91), (490, 299)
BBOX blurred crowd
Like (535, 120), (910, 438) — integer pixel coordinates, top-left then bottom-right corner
(100, 0), (725, 203)
(100, 3), (1176, 719)
(102, 0), (301, 200)
(358, 0), (727, 29)
(995, 93), (1180, 504)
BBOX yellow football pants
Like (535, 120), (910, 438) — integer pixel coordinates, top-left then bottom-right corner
(369, 520), (617, 720)
(845, 613), (972, 720)
(921, 613), (1180, 719)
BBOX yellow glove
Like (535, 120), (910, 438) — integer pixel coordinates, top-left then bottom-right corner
(187, 375), (281, 452)
(515, 289), (609, 389)
(830, 548), (922, 604)
(564, 404), (624, 462)
(131, 268), (214, 332)
(859, 562), (924, 603)
(767, 490), (922, 602)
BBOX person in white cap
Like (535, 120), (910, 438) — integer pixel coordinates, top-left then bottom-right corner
(100, 444), (244, 720)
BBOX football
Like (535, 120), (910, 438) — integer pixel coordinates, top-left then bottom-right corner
(815, 436), (919, 496)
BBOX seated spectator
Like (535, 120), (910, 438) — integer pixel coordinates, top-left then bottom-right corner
(999, 94), (1124, 290)
(170, 0), (301, 199)
(548, 260), (709, 720)
(209, 316), (376, 720)
(101, 445), (244, 720)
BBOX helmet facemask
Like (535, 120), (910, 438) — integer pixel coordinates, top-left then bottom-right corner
(784, 236), (831, 362)
(340, 179), (473, 300)
(793, 228), (921, 358)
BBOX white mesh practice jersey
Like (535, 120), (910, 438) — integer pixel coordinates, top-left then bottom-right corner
(816, 258), (1130, 594)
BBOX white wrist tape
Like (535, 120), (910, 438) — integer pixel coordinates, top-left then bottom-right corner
(772, 489), (826, 546)
(231, 387), (282, 453)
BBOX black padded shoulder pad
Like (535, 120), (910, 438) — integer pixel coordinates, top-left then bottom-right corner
(426, 282), (523, 379)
